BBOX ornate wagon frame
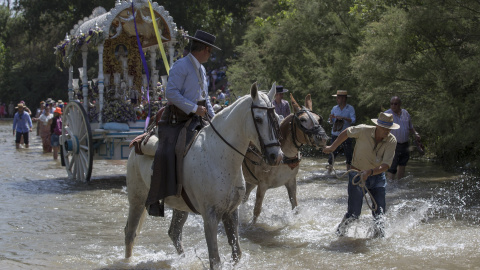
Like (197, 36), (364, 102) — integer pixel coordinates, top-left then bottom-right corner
(57, 0), (179, 181)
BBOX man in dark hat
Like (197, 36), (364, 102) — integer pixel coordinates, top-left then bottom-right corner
(145, 30), (220, 216)
(273, 85), (291, 118)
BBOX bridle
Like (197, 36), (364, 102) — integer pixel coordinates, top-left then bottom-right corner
(207, 100), (281, 165)
(250, 104), (282, 154)
(291, 106), (324, 149)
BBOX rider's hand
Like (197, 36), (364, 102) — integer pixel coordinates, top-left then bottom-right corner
(195, 105), (207, 117)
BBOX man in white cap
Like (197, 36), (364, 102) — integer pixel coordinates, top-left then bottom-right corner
(323, 112), (399, 238)
(327, 90), (356, 172)
(146, 30), (220, 216)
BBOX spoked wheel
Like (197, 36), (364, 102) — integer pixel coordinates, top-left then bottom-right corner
(60, 101), (93, 182)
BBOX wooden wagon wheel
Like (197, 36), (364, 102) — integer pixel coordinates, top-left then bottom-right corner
(60, 101), (93, 182)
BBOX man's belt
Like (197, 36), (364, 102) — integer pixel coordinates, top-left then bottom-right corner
(163, 101), (207, 125)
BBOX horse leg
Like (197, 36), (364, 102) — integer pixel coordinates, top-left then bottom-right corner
(285, 178), (298, 210)
(168, 209), (189, 254)
(243, 182), (256, 203)
(222, 209), (242, 263)
(252, 184), (267, 224)
(124, 203), (147, 258)
(203, 208), (221, 270)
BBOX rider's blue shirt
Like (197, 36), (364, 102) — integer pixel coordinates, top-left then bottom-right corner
(165, 54), (215, 118)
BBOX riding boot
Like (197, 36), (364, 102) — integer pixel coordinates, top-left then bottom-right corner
(146, 200), (164, 217)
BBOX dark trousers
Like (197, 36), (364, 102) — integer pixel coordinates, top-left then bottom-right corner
(387, 142), (410, 174)
(345, 171), (386, 219)
(15, 131), (29, 145)
(328, 136), (353, 165)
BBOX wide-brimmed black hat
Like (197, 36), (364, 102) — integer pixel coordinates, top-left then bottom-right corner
(186, 30), (221, 50)
(276, 85), (289, 93)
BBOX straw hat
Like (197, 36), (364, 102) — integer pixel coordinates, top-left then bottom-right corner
(371, 112), (400, 129)
(332, 90), (351, 97)
(54, 107), (62, 115)
(15, 103), (24, 109)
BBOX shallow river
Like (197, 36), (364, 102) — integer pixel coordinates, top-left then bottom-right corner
(1, 120), (479, 270)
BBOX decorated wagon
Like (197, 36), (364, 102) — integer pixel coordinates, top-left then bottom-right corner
(54, 0), (187, 181)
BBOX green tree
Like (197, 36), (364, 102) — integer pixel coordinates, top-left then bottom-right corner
(351, 1), (480, 168)
(228, 0), (364, 122)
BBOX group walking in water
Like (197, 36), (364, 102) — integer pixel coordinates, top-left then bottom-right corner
(12, 98), (64, 160)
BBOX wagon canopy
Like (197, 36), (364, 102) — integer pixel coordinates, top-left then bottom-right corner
(70, 0), (177, 48)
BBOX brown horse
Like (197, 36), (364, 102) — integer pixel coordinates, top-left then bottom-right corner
(242, 93), (329, 223)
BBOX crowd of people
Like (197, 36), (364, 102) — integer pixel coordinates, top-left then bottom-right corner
(11, 98), (64, 161)
(0, 101), (19, 118)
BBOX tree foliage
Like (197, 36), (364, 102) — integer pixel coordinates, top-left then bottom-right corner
(351, 0), (480, 168)
(229, 0), (480, 168)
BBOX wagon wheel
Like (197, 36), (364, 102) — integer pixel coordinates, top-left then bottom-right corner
(60, 101), (93, 182)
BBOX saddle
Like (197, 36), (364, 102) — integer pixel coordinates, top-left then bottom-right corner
(138, 104), (207, 216)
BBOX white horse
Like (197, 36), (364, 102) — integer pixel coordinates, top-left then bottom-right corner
(124, 82), (283, 269)
(242, 93), (329, 223)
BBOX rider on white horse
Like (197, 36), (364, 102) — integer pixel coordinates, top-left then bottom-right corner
(145, 30), (219, 216)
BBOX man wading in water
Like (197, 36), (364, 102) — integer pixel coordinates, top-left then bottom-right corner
(323, 112), (399, 238)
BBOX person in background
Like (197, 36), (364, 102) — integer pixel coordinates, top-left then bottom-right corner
(50, 107), (63, 160)
(216, 89), (225, 100)
(272, 85), (291, 119)
(19, 100), (32, 116)
(13, 103), (33, 149)
(37, 104), (53, 153)
(323, 112), (399, 238)
(0, 102), (5, 118)
(8, 101), (14, 117)
(57, 100), (64, 110)
(35, 101), (46, 136)
(385, 96), (421, 180)
(327, 90), (356, 172)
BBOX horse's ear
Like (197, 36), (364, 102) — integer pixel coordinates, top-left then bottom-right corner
(267, 82), (276, 101)
(305, 94), (313, 111)
(250, 82), (258, 100)
(290, 93), (301, 113)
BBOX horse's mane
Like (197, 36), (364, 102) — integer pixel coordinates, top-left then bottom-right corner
(213, 91), (271, 118)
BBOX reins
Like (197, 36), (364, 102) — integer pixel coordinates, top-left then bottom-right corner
(205, 102), (281, 166)
(327, 153), (378, 212)
(206, 117), (262, 166)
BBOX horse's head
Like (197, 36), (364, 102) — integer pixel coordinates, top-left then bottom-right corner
(248, 82), (283, 166)
(289, 93), (329, 149)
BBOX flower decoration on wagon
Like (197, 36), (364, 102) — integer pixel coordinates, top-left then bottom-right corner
(54, 26), (105, 70)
